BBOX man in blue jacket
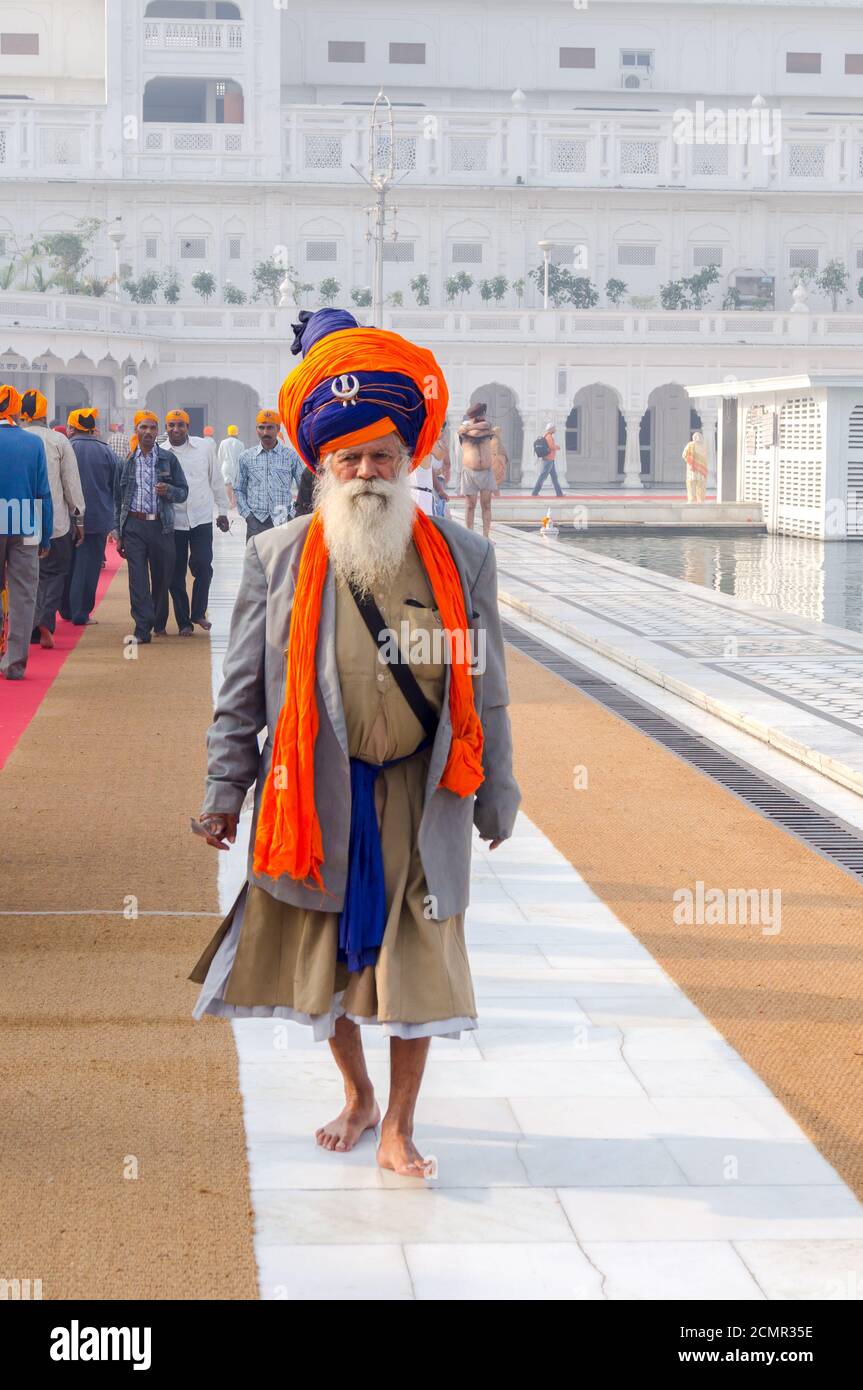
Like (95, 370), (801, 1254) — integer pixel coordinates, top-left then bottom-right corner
(65, 407), (116, 627)
(0, 384), (53, 680)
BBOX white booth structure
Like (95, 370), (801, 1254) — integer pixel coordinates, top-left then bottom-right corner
(687, 375), (863, 542)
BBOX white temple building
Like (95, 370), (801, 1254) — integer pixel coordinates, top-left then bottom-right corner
(3, 0), (863, 487)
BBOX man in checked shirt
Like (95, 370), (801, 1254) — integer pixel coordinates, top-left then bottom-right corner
(234, 408), (304, 542)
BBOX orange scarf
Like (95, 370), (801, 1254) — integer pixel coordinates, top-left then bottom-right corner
(252, 509), (485, 889)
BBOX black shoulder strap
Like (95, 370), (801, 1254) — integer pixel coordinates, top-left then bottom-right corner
(347, 580), (439, 741)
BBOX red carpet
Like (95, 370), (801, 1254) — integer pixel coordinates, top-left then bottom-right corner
(0, 546), (123, 770)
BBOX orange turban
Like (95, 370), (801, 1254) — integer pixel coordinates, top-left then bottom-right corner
(133, 409), (158, 428)
(68, 407), (99, 433)
(203, 425), (215, 437)
(165, 408), (190, 425)
(129, 433), (138, 453)
(20, 389), (48, 421)
(256, 408), (280, 426)
(0, 384), (21, 420)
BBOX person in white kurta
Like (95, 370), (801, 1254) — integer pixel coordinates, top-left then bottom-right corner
(217, 425), (245, 507)
(157, 412), (230, 633)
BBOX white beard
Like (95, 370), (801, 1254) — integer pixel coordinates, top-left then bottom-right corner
(315, 462), (417, 596)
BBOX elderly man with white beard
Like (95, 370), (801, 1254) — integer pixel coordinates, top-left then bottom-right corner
(188, 309), (520, 1178)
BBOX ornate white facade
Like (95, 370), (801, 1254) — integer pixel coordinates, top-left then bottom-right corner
(3, 0), (863, 485)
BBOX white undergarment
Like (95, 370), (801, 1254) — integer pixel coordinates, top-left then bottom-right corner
(193, 886), (477, 1042)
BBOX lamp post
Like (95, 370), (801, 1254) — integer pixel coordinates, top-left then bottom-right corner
(352, 89), (398, 328)
(537, 239), (552, 311)
(107, 222), (125, 302)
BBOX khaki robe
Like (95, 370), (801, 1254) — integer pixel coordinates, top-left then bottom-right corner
(189, 540), (478, 1039)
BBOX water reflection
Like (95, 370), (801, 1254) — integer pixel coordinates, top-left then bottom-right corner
(562, 532), (863, 633)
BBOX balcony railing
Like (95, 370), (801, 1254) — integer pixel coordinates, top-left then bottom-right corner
(0, 294), (853, 347)
(141, 123), (245, 156)
(143, 20), (244, 51)
(2, 99), (862, 190)
(280, 106), (863, 192)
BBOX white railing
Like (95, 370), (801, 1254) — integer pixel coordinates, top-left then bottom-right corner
(141, 123), (245, 156)
(280, 106), (863, 192)
(143, 20), (244, 51)
(0, 294), (854, 346)
(0, 104), (106, 175)
(1, 99), (861, 190)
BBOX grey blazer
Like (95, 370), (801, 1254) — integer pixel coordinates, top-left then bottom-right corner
(203, 513), (521, 920)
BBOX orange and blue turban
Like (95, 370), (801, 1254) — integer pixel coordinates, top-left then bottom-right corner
(279, 309), (448, 473)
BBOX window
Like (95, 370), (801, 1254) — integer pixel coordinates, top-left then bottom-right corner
(549, 138), (587, 174)
(621, 49), (652, 71)
(856, 249), (863, 269)
(847, 54), (863, 74)
(304, 134), (342, 169)
(451, 242), (483, 264)
(559, 48), (595, 69)
(144, 237), (159, 259)
(179, 236), (207, 258)
(0, 33), (39, 55)
(786, 52), (821, 73)
(305, 240), (338, 261)
(227, 236), (242, 259)
(617, 244), (656, 266)
(693, 246), (723, 268)
(389, 42), (425, 65)
(789, 247), (819, 270)
(382, 241), (415, 262)
(328, 40), (364, 63)
(0, 234), (7, 255)
(556, 369), (568, 396)
(787, 143), (826, 177)
(619, 139), (659, 174)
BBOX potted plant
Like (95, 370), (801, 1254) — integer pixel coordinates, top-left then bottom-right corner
(318, 276), (341, 305)
(191, 270), (217, 302)
(410, 273), (430, 306)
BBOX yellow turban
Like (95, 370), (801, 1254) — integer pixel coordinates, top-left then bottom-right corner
(68, 407), (99, 433)
(20, 389), (48, 421)
(0, 384), (21, 420)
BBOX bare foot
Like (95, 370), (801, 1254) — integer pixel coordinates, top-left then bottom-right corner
(377, 1126), (435, 1178)
(315, 1092), (380, 1153)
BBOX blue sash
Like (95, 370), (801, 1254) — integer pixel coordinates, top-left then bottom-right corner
(337, 735), (433, 973)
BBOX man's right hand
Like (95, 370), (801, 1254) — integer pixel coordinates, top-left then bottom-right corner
(194, 813), (239, 849)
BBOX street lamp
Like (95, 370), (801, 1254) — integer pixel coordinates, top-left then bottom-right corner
(537, 240), (552, 310)
(351, 89), (399, 328)
(107, 221), (125, 302)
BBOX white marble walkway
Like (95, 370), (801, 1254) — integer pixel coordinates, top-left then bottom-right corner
(203, 524), (863, 1301)
(491, 523), (863, 800)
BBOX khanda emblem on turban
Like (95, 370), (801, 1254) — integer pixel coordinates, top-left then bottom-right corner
(331, 374), (360, 407)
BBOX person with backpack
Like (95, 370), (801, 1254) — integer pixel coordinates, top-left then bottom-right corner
(531, 422), (564, 498)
